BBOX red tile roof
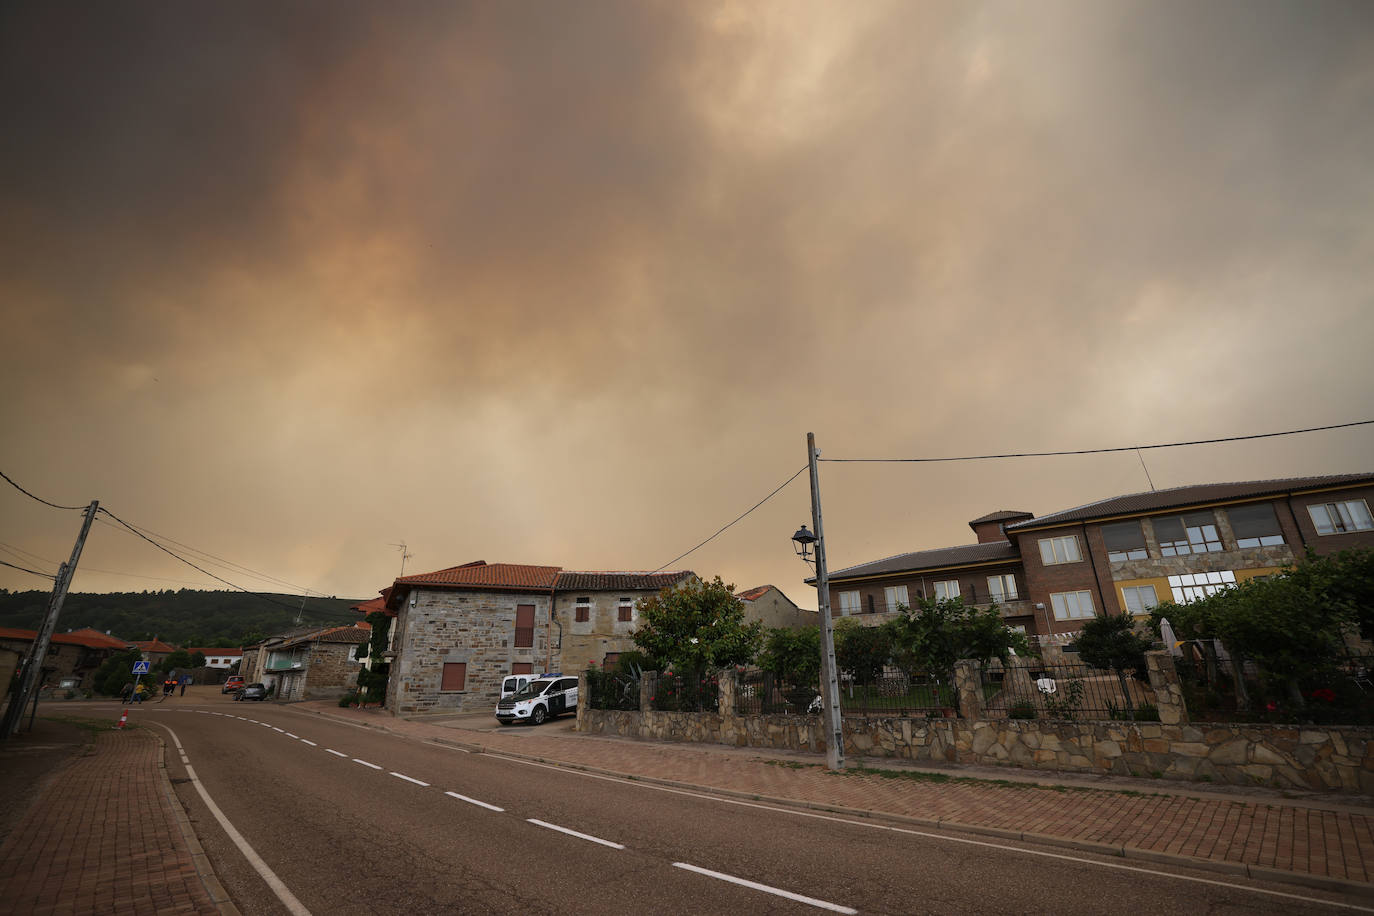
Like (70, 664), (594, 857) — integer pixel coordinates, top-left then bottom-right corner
(736, 585), (773, 602)
(132, 638), (178, 654)
(279, 625), (370, 648)
(554, 571), (693, 591)
(352, 597), (388, 615)
(0, 627), (130, 650)
(1005, 473), (1374, 531)
(397, 561), (562, 591)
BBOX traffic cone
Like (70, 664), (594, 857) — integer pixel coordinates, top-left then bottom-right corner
(116, 709), (128, 729)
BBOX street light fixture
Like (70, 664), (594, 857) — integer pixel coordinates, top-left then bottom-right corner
(796, 434), (845, 771)
(791, 525), (817, 563)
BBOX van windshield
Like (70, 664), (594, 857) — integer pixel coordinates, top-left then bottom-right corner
(512, 680), (554, 700)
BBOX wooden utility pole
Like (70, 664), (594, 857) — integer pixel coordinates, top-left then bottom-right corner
(2, 500), (98, 738)
(805, 434), (845, 770)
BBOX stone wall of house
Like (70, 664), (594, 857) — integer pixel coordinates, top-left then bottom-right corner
(390, 588), (552, 714)
(557, 591), (639, 675)
(303, 643), (362, 699)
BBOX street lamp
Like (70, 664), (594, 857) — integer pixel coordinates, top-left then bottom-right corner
(795, 433), (845, 771)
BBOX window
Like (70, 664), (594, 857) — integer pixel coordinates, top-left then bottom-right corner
(441, 662), (467, 691)
(987, 574), (1018, 602)
(1154, 512), (1223, 556)
(515, 604), (536, 647)
(1168, 570), (1237, 602)
(933, 580), (960, 601)
(618, 598), (633, 623)
(512, 662), (532, 675)
(1121, 585), (1159, 616)
(602, 653), (620, 670)
(1049, 590), (1095, 620)
(1102, 521), (1147, 561)
(1038, 536), (1082, 565)
(574, 597), (590, 623)
(1308, 500), (1374, 536)
(838, 591), (860, 615)
(1229, 503), (1285, 547)
(883, 585), (909, 613)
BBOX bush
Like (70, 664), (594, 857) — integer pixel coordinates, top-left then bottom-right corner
(1008, 700), (1037, 719)
(338, 691), (358, 707)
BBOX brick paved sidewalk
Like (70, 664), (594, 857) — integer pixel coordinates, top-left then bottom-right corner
(0, 726), (222, 916)
(303, 702), (1374, 890)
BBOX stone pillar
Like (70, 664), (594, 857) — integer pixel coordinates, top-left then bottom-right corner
(954, 659), (984, 720)
(576, 671), (588, 731)
(718, 669), (736, 717)
(1144, 649), (1189, 725)
(640, 670), (658, 713)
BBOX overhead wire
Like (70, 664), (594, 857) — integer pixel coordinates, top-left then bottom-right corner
(653, 466), (808, 573)
(0, 559), (55, 580)
(0, 469), (88, 510)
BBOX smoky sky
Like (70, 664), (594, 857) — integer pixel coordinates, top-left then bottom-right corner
(3, 1), (1372, 608)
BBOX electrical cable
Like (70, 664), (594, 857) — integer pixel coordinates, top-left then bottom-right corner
(0, 470), (87, 510)
(0, 542), (58, 571)
(653, 466), (808, 573)
(97, 518), (318, 594)
(818, 419), (1374, 463)
(0, 559), (55, 580)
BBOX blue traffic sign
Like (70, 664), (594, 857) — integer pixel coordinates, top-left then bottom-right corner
(132, 661), (150, 674)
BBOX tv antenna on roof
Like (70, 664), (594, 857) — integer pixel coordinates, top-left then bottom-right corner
(390, 542), (412, 578)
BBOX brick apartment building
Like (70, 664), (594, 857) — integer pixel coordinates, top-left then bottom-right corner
(818, 473), (1374, 650)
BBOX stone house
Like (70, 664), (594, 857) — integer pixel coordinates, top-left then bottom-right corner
(735, 585), (816, 630)
(0, 626), (132, 691)
(258, 624), (369, 701)
(384, 562), (695, 715)
(819, 473), (1374, 651)
(130, 638), (177, 666)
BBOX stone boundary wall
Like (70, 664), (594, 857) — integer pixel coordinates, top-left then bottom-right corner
(578, 660), (1374, 794)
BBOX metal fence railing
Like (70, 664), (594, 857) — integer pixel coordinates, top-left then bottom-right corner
(838, 671), (949, 717)
(735, 670), (806, 715)
(1172, 650), (1374, 725)
(650, 672), (719, 713)
(982, 661), (1155, 721)
(585, 668), (640, 711)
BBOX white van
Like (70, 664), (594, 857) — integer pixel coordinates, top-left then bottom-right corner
(495, 674), (578, 726)
(500, 674), (535, 700)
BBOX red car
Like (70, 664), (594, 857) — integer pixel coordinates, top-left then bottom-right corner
(222, 675), (245, 694)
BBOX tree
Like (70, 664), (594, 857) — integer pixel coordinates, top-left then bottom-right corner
(833, 617), (893, 683)
(159, 649), (193, 675)
(758, 626), (820, 691)
(95, 649), (143, 696)
(889, 598), (1027, 705)
(355, 611), (393, 702)
(189, 651), (207, 668)
(632, 576), (762, 675)
(1074, 613), (1154, 717)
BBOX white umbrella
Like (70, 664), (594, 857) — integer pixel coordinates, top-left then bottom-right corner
(1160, 617), (1182, 656)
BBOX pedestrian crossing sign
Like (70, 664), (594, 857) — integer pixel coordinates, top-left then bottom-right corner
(132, 661), (150, 674)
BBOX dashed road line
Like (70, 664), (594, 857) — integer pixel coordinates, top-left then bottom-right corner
(272, 727), (285, 733)
(301, 739), (317, 747)
(526, 819), (624, 850)
(353, 758), (383, 770)
(326, 749), (348, 758)
(285, 732), (299, 739)
(673, 862), (856, 914)
(391, 772), (429, 786)
(444, 791), (503, 812)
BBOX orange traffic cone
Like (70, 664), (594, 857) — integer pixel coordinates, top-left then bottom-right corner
(116, 709), (128, 729)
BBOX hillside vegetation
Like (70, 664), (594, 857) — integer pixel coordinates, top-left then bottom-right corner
(0, 588), (365, 648)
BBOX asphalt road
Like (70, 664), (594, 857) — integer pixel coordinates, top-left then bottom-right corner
(129, 695), (1369, 916)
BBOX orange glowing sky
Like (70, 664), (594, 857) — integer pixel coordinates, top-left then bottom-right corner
(3, 2), (1372, 609)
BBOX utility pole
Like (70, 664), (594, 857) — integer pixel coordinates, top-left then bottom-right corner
(806, 434), (845, 770)
(2, 500), (98, 738)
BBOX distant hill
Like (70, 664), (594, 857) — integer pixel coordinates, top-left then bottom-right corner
(0, 588), (367, 648)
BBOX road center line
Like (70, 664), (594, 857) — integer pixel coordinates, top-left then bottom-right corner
(147, 722), (313, 916)
(444, 791), (503, 812)
(284, 732), (299, 739)
(673, 862), (856, 914)
(526, 818), (624, 849)
(390, 772), (429, 786)
(301, 740), (317, 747)
(325, 749), (348, 757)
(353, 758), (383, 770)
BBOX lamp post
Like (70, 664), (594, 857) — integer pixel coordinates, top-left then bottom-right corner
(792, 432), (845, 771)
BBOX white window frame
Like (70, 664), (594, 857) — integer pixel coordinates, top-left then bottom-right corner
(933, 580), (960, 601)
(1049, 590), (1095, 620)
(1121, 585), (1159, 616)
(838, 591), (861, 615)
(1168, 571), (1237, 603)
(883, 585), (909, 613)
(1038, 536), (1082, 565)
(987, 574), (1018, 602)
(1308, 500), (1374, 536)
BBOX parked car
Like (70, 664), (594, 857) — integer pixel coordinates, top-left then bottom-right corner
(222, 676), (245, 694)
(495, 674), (578, 726)
(235, 682), (268, 701)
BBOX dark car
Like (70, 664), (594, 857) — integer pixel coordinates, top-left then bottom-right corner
(235, 682), (268, 701)
(222, 675), (245, 694)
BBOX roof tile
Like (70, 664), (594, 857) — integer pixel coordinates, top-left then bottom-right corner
(827, 541), (1021, 581)
(554, 571), (693, 591)
(397, 561), (562, 591)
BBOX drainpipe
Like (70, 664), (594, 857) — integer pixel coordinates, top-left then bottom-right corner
(1081, 522), (1109, 616)
(1283, 494), (1310, 551)
(546, 585), (557, 673)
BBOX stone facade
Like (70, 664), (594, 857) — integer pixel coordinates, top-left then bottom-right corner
(389, 587), (552, 715)
(737, 585), (816, 630)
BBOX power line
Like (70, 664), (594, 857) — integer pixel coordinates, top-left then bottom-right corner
(654, 467), (808, 573)
(0, 559), (55, 580)
(0, 470), (86, 511)
(0, 542), (57, 571)
(818, 419), (1374, 463)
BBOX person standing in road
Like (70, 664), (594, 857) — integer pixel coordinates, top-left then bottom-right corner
(120, 682), (133, 703)
(179, 675), (191, 696)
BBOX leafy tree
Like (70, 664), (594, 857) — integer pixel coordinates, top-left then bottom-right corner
(632, 576), (762, 675)
(758, 626), (820, 691)
(833, 617), (894, 683)
(158, 649), (193, 676)
(890, 598), (1027, 705)
(95, 649), (143, 696)
(355, 611), (393, 702)
(189, 651), (207, 668)
(1074, 613), (1155, 717)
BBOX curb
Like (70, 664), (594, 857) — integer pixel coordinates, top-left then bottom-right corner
(297, 704), (1374, 899)
(152, 731), (241, 916)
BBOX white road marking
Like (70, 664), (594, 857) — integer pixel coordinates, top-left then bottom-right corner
(285, 732), (299, 739)
(390, 772), (429, 786)
(526, 819), (624, 849)
(246, 719), (258, 724)
(148, 722), (313, 916)
(301, 740), (317, 747)
(326, 749), (348, 757)
(444, 791), (503, 812)
(673, 862), (856, 914)
(353, 758), (383, 770)
(237, 717), (247, 721)
(260, 723), (272, 728)
(272, 727), (285, 733)
(488, 754), (1374, 913)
